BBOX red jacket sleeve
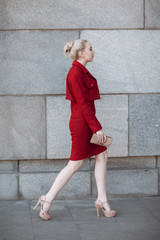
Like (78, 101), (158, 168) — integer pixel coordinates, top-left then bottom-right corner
(68, 69), (102, 133)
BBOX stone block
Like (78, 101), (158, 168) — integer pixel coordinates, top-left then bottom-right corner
(58, 171), (90, 199)
(108, 157), (156, 169)
(0, 96), (45, 159)
(129, 95), (160, 156)
(0, 0), (143, 29)
(91, 156), (156, 170)
(92, 169), (158, 195)
(157, 157), (160, 168)
(145, 0), (160, 28)
(47, 96), (71, 159)
(0, 174), (18, 199)
(81, 30), (160, 94)
(19, 172), (90, 199)
(159, 170), (160, 195)
(47, 95), (128, 158)
(95, 95), (128, 157)
(0, 161), (18, 173)
(19, 159), (90, 172)
(0, 31), (78, 94)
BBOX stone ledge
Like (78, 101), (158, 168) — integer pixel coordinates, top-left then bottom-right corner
(92, 169), (158, 196)
(19, 159), (90, 172)
(19, 172), (90, 199)
(159, 170), (160, 195)
(91, 156), (156, 170)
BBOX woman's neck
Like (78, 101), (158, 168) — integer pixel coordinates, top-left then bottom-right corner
(77, 59), (87, 67)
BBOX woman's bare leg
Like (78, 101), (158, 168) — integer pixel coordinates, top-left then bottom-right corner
(95, 151), (115, 213)
(94, 151), (112, 211)
(94, 151), (108, 202)
(43, 160), (84, 211)
(95, 151), (116, 217)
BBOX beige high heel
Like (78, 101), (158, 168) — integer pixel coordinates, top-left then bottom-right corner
(95, 199), (116, 218)
(33, 195), (52, 220)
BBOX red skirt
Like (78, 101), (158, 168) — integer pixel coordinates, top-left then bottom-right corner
(69, 102), (107, 161)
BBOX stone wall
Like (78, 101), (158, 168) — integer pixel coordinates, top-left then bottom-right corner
(0, 0), (160, 200)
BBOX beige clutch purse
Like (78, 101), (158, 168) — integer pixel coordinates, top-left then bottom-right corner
(90, 133), (113, 148)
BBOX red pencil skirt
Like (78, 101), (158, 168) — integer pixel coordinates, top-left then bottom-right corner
(69, 101), (107, 161)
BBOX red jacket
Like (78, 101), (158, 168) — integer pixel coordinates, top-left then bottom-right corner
(66, 61), (102, 133)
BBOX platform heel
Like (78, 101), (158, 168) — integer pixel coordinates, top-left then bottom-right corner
(95, 199), (116, 218)
(33, 195), (52, 221)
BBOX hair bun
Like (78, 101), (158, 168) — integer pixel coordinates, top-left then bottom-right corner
(63, 39), (87, 60)
(64, 41), (74, 54)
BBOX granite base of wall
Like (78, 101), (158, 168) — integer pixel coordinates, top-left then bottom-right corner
(0, 157), (159, 200)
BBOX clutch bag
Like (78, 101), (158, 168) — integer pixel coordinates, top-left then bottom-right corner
(90, 133), (113, 148)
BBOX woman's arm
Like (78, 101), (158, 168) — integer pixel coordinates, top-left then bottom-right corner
(68, 70), (102, 133)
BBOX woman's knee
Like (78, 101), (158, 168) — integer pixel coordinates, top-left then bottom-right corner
(68, 159), (84, 171)
(96, 151), (108, 163)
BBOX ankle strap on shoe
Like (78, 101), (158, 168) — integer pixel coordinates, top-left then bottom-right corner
(40, 196), (52, 205)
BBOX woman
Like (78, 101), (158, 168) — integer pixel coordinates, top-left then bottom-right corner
(33, 39), (116, 220)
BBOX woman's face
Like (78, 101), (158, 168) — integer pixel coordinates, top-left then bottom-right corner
(82, 42), (95, 63)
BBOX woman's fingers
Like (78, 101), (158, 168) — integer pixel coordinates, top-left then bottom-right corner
(97, 134), (102, 143)
(97, 134), (106, 144)
(103, 135), (107, 143)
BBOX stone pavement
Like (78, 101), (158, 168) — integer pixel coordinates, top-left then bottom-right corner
(0, 196), (160, 240)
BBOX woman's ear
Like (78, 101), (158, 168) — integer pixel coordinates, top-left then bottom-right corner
(78, 50), (84, 58)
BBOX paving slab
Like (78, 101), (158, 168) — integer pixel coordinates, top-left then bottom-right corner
(77, 222), (127, 240)
(0, 226), (34, 240)
(117, 220), (160, 240)
(139, 196), (160, 220)
(0, 197), (160, 240)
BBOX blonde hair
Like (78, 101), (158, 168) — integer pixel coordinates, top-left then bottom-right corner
(64, 39), (88, 60)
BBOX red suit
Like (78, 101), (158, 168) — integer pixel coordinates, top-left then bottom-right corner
(66, 61), (106, 160)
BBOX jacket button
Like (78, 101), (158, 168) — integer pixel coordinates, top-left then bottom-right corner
(91, 84), (93, 87)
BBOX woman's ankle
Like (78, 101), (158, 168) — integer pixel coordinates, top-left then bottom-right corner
(45, 194), (53, 204)
(97, 197), (107, 203)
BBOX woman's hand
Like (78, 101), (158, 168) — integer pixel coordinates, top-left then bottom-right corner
(96, 130), (107, 144)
